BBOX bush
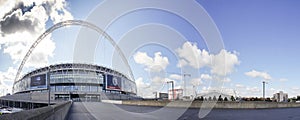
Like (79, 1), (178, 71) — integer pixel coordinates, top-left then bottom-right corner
(230, 96), (235, 101)
(218, 95), (223, 101)
(213, 96), (217, 101)
(224, 97), (228, 101)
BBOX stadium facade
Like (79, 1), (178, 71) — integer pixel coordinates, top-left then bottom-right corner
(12, 63), (138, 102)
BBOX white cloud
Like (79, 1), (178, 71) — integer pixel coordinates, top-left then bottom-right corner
(279, 78), (288, 82)
(151, 76), (168, 85)
(176, 42), (211, 69)
(176, 59), (188, 68)
(0, 0), (73, 68)
(235, 84), (244, 88)
(176, 41), (239, 76)
(200, 74), (212, 80)
(221, 77), (231, 83)
(135, 77), (149, 88)
(135, 77), (151, 98)
(210, 49), (240, 76)
(45, 0), (74, 24)
(27, 35), (55, 67)
(169, 74), (182, 80)
(190, 77), (203, 86)
(133, 51), (169, 73)
(135, 76), (175, 98)
(0, 83), (10, 96)
(189, 74), (212, 87)
(134, 42), (240, 98)
(0, 67), (16, 95)
(0, 67), (16, 82)
(0, 0), (20, 19)
(245, 70), (272, 80)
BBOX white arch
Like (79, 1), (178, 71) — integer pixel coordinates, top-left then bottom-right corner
(13, 20), (135, 91)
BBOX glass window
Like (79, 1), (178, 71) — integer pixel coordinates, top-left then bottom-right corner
(82, 86), (90, 92)
(66, 79), (73, 83)
(69, 86), (74, 91)
(90, 86), (98, 92)
(57, 86), (63, 92)
(98, 86), (102, 92)
(50, 86), (55, 92)
(63, 86), (70, 91)
(74, 86), (80, 91)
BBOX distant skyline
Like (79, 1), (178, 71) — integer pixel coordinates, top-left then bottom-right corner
(0, 0), (300, 98)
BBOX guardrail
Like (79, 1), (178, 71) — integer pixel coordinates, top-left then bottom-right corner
(0, 101), (72, 120)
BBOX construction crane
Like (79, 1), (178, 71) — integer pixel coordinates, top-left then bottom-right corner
(165, 72), (191, 97)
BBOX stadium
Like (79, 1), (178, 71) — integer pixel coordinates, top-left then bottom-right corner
(12, 63), (138, 102)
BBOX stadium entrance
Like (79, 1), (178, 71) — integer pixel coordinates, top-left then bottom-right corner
(55, 94), (101, 102)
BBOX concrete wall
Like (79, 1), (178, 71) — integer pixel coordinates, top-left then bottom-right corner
(1, 92), (55, 102)
(122, 101), (300, 109)
(31, 92), (55, 101)
(0, 101), (72, 120)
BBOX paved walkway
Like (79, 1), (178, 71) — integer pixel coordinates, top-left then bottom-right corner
(67, 102), (300, 120)
(67, 102), (97, 120)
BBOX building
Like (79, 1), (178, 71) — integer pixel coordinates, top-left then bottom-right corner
(273, 91), (288, 102)
(159, 93), (168, 100)
(12, 63), (139, 102)
(168, 89), (183, 100)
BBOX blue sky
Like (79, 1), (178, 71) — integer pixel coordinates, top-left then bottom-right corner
(0, 0), (299, 98)
(198, 0), (300, 96)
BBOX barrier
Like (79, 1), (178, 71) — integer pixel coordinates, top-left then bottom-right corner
(121, 100), (300, 109)
(0, 101), (72, 120)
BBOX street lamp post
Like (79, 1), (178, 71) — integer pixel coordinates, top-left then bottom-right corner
(262, 81), (268, 101)
(48, 66), (51, 106)
(183, 73), (191, 97)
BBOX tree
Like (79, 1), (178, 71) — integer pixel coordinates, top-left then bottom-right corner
(230, 96), (235, 101)
(200, 96), (204, 101)
(266, 97), (272, 102)
(208, 96), (212, 101)
(194, 96), (204, 101)
(224, 97), (228, 101)
(194, 97), (200, 101)
(218, 95), (223, 101)
(213, 96), (217, 101)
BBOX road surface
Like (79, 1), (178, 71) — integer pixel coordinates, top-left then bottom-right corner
(67, 102), (300, 120)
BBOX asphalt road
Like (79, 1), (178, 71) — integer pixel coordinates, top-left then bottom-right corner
(67, 102), (300, 120)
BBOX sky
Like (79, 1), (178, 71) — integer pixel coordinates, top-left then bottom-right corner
(0, 0), (300, 98)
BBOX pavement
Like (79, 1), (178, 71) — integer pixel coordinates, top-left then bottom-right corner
(67, 102), (300, 120)
(67, 102), (97, 120)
